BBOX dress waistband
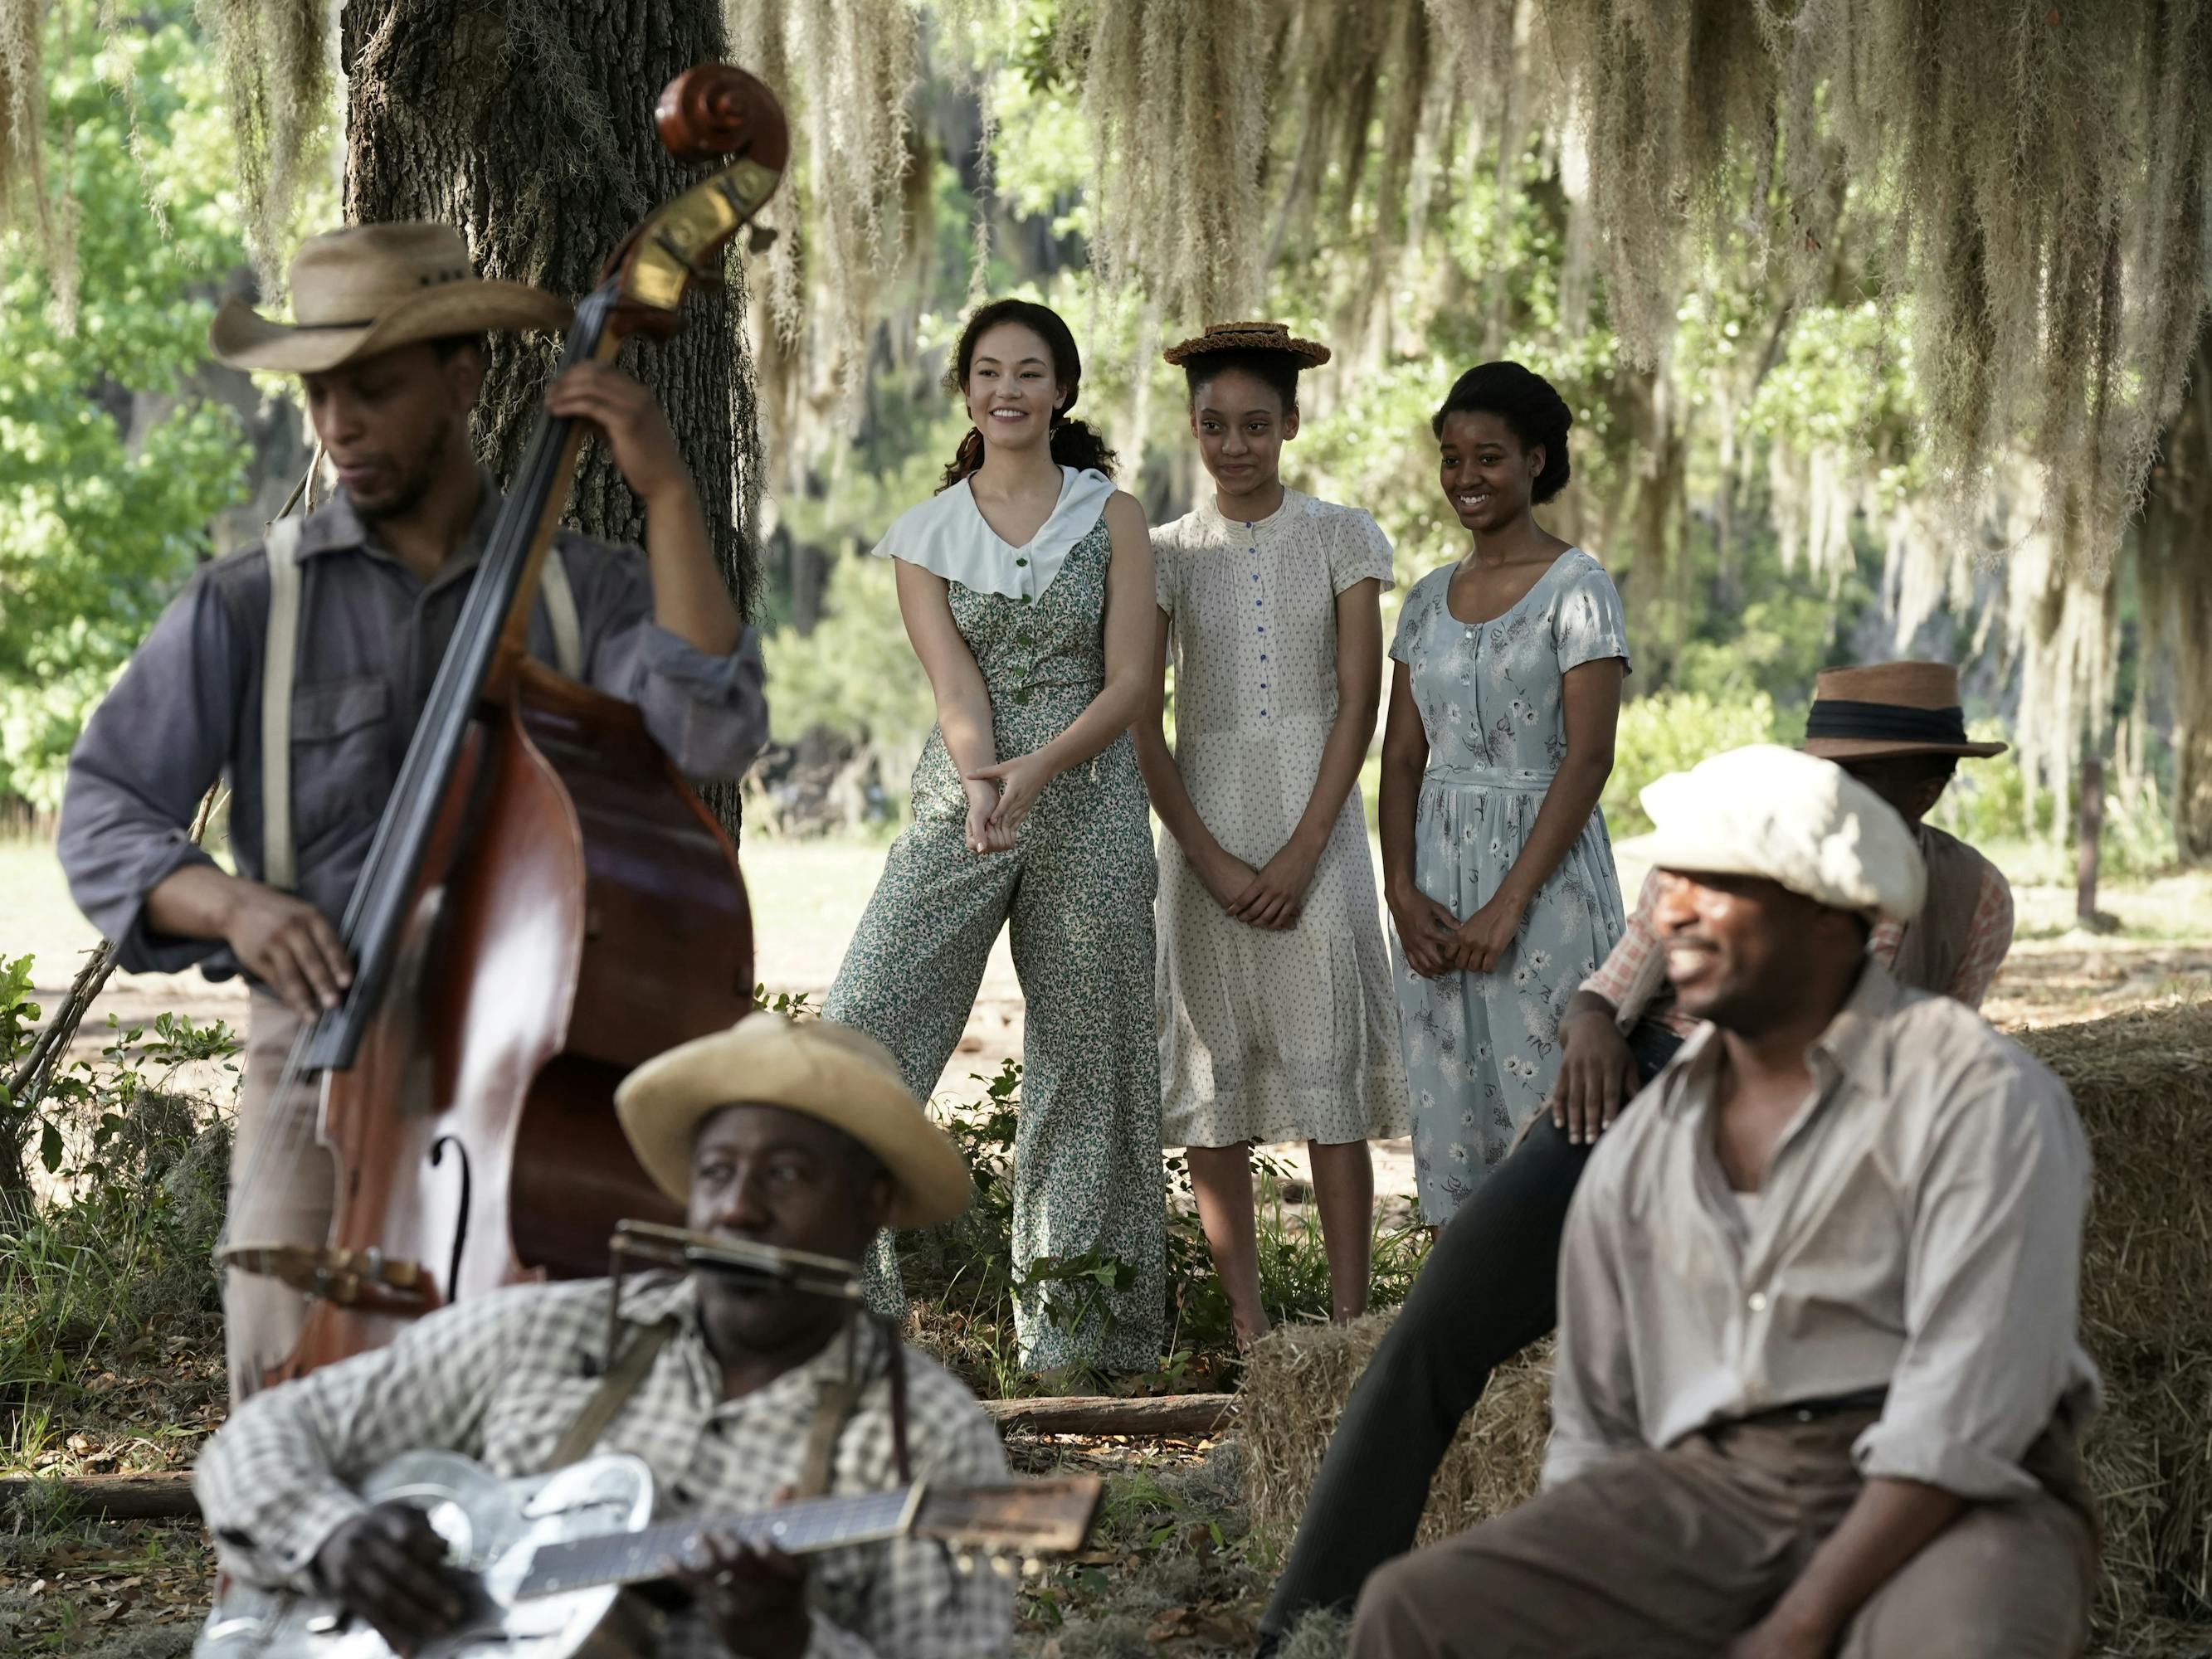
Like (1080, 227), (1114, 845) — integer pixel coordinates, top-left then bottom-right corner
(1423, 763), (1557, 792)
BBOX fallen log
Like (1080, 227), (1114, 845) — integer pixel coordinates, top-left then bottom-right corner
(0, 1471), (198, 1520)
(982, 1393), (1236, 1438)
(0, 1394), (1244, 1520)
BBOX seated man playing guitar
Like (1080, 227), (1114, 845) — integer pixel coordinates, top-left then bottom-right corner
(194, 1015), (1014, 1659)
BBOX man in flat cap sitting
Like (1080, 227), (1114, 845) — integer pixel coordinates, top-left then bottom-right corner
(194, 1016), (1013, 1659)
(1351, 746), (2098, 1659)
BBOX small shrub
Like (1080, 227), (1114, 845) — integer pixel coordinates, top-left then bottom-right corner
(900, 1058), (1430, 1394)
(1603, 689), (1781, 837)
(0, 957), (236, 1437)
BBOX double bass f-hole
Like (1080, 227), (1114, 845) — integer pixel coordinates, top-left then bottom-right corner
(427, 1134), (473, 1303)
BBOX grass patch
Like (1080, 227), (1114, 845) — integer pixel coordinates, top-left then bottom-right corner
(898, 1058), (1430, 1399)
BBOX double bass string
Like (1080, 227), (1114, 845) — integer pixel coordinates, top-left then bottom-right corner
(217, 285), (621, 1258)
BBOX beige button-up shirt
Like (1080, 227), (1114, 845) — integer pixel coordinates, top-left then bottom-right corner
(1544, 962), (2099, 1501)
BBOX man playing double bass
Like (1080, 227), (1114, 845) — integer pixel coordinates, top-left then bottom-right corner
(56, 222), (769, 1401)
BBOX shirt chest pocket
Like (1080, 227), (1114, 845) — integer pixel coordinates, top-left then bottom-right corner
(288, 677), (392, 857)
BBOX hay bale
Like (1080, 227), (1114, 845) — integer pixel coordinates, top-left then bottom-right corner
(2018, 1001), (2212, 1355)
(2092, 1352), (2212, 1625)
(1239, 1311), (1550, 1548)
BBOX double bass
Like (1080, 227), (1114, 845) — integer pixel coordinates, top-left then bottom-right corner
(219, 65), (789, 1389)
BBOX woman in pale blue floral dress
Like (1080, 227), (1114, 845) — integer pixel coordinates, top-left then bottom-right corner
(1379, 363), (1629, 1224)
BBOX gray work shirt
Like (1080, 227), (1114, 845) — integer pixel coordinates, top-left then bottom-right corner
(1546, 961), (2100, 1502)
(57, 475), (768, 980)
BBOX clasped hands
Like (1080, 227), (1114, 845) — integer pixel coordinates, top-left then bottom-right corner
(961, 751), (1056, 854)
(1388, 883), (1527, 977)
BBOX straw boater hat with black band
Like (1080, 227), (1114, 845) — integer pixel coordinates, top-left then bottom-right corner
(1162, 319), (1333, 369)
(1800, 661), (2008, 763)
(209, 223), (572, 374)
(614, 1015), (972, 1229)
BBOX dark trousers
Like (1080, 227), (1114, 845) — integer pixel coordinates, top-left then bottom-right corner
(1258, 1023), (1680, 1643)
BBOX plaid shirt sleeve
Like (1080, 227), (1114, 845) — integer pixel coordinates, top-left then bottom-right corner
(1581, 868), (1668, 1024)
(805, 1358), (1016, 1659)
(1947, 864), (2015, 1010)
(192, 1286), (531, 1587)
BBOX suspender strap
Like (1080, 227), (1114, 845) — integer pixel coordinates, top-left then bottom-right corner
(543, 1316), (680, 1472)
(883, 1314), (912, 1485)
(541, 547), (583, 679)
(795, 1379), (861, 1500)
(260, 516), (306, 893)
(794, 1316), (914, 1499)
(259, 535), (581, 891)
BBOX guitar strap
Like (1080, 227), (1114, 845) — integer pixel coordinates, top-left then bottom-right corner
(544, 1316), (679, 1472)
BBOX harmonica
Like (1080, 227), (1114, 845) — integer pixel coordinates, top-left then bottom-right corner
(604, 1219), (864, 1355)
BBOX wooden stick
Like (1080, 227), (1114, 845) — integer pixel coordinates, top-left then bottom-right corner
(0, 1394), (1243, 1519)
(0, 1472), (200, 1520)
(981, 1394), (1237, 1438)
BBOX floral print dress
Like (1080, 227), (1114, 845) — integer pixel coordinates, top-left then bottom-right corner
(826, 477), (1165, 1374)
(1388, 548), (1630, 1223)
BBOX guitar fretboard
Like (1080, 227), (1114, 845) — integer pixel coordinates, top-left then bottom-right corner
(517, 1486), (916, 1598)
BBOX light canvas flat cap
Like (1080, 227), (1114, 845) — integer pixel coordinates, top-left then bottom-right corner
(615, 1015), (972, 1228)
(209, 222), (572, 373)
(1617, 744), (1927, 923)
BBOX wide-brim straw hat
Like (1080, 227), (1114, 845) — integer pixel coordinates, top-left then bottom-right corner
(1163, 319), (1332, 368)
(209, 222), (572, 374)
(1800, 661), (2008, 761)
(614, 1015), (972, 1229)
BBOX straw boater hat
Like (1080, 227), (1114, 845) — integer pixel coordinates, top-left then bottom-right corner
(1800, 661), (2008, 762)
(208, 222), (572, 374)
(1162, 319), (1333, 368)
(1618, 745), (1927, 923)
(614, 1015), (972, 1229)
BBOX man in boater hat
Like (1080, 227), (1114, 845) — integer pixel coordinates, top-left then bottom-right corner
(56, 224), (768, 1400)
(195, 1015), (1015, 1659)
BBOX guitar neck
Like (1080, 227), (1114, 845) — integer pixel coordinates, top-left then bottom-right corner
(518, 1486), (918, 1598)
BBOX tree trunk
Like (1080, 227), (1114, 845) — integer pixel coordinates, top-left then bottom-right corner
(338, 0), (763, 838)
(2140, 328), (2212, 862)
(2075, 752), (2103, 927)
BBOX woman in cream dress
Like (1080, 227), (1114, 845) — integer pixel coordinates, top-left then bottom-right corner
(1137, 323), (1407, 1345)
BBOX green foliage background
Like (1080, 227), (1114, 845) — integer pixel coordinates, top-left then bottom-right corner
(0, 12), (256, 808)
(0, 6), (2179, 869)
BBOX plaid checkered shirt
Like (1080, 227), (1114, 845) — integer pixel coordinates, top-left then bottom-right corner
(194, 1273), (1015, 1658)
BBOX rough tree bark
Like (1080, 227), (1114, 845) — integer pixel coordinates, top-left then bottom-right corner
(2141, 327), (2212, 863)
(339, 0), (764, 834)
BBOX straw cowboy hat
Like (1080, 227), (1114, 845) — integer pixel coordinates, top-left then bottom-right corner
(1800, 661), (2008, 762)
(209, 222), (572, 374)
(614, 1015), (972, 1229)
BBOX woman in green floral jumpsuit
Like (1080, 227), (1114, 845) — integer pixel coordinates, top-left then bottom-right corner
(826, 299), (1164, 1374)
